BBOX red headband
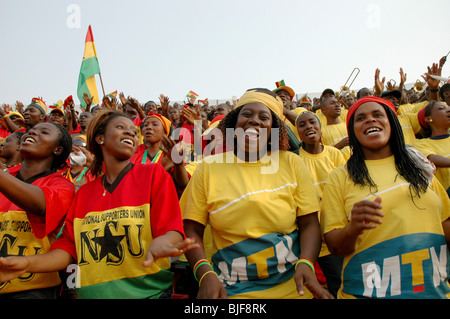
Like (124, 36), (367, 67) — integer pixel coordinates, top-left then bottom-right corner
(346, 96), (397, 133)
(417, 106), (429, 130)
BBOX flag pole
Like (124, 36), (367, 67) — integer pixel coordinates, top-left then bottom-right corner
(98, 73), (106, 97)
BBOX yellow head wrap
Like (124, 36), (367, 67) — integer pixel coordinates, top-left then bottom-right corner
(145, 112), (172, 136)
(236, 89), (284, 119)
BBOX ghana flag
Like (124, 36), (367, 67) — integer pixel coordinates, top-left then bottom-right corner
(275, 80), (286, 88)
(186, 90), (199, 100)
(77, 25), (101, 108)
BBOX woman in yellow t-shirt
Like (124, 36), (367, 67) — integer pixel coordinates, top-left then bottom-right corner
(414, 101), (450, 194)
(296, 111), (347, 298)
(321, 96), (450, 299)
(181, 88), (333, 299)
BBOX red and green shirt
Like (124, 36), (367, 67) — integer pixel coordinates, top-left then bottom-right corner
(52, 163), (184, 299)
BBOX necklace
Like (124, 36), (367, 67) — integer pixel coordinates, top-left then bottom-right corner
(100, 162), (134, 197)
(102, 176), (108, 196)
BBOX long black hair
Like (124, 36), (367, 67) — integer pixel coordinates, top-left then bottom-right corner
(50, 122), (73, 169)
(346, 103), (429, 198)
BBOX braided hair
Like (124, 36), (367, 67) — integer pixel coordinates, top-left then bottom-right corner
(49, 122), (73, 169)
(346, 103), (429, 199)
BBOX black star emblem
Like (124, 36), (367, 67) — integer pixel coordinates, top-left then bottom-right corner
(94, 221), (125, 264)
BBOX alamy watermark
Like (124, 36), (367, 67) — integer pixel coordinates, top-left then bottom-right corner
(366, 4), (381, 29)
(66, 4), (81, 29)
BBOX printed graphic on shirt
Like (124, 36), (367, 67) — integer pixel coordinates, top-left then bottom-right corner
(342, 233), (450, 299)
(0, 211), (58, 292)
(74, 204), (169, 288)
(211, 230), (300, 297)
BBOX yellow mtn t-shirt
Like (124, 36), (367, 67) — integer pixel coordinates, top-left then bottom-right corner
(180, 151), (320, 298)
(398, 101), (428, 115)
(414, 136), (450, 190)
(398, 112), (421, 146)
(298, 145), (347, 257)
(321, 122), (351, 160)
(321, 121), (347, 146)
(316, 109), (347, 128)
(321, 156), (450, 299)
(298, 145), (347, 201)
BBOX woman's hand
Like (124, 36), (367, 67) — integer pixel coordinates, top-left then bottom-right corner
(421, 63), (442, 91)
(181, 107), (202, 125)
(160, 135), (185, 170)
(374, 68), (386, 96)
(197, 271), (227, 299)
(294, 262), (334, 299)
(143, 233), (201, 267)
(324, 197), (384, 256)
(0, 256), (30, 283)
(349, 196), (384, 235)
(83, 92), (93, 108)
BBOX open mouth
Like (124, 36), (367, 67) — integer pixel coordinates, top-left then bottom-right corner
(23, 136), (37, 144)
(364, 127), (382, 135)
(120, 138), (135, 146)
(245, 128), (259, 140)
(305, 130), (316, 137)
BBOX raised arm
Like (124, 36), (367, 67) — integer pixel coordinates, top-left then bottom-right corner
(0, 169), (47, 216)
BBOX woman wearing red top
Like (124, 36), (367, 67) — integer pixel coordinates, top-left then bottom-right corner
(131, 112), (172, 165)
(0, 132), (24, 174)
(131, 112), (190, 194)
(0, 110), (199, 299)
(0, 122), (75, 298)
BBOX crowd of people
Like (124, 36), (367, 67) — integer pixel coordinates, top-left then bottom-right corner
(0, 56), (448, 300)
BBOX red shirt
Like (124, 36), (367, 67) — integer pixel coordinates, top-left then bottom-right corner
(0, 171), (75, 293)
(52, 163), (185, 261)
(69, 124), (82, 135)
(130, 144), (163, 165)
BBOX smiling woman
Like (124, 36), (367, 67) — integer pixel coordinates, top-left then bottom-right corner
(414, 101), (450, 192)
(217, 88), (291, 158)
(0, 110), (200, 299)
(182, 88), (333, 299)
(296, 111), (347, 298)
(320, 96), (450, 299)
(0, 122), (75, 298)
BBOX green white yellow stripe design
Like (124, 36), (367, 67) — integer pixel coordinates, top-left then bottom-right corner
(77, 25), (101, 108)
